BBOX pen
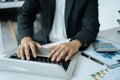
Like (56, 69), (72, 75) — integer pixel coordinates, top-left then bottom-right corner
(117, 19), (120, 25)
(118, 30), (120, 33)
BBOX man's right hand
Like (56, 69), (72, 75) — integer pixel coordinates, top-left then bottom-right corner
(17, 37), (41, 60)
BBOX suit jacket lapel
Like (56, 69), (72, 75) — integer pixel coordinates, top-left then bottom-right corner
(48, 0), (55, 20)
(45, 0), (55, 34)
(65, 0), (74, 29)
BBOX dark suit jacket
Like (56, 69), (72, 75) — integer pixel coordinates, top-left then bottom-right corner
(17, 0), (100, 49)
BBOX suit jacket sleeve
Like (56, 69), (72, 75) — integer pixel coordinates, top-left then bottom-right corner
(17, 0), (40, 44)
(71, 0), (100, 49)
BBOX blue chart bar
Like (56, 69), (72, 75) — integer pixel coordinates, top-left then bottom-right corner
(102, 49), (120, 59)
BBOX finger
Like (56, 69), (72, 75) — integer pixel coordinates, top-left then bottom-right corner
(56, 48), (69, 61)
(30, 42), (37, 58)
(19, 46), (25, 60)
(51, 47), (64, 61)
(17, 48), (20, 58)
(49, 46), (56, 50)
(48, 46), (59, 58)
(36, 42), (41, 48)
(65, 50), (74, 61)
(24, 43), (30, 60)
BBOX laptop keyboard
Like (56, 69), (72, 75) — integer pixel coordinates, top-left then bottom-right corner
(9, 53), (71, 71)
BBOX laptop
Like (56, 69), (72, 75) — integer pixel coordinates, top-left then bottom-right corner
(0, 47), (80, 80)
(98, 27), (120, 44)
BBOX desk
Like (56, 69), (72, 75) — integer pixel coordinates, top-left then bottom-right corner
(0, 1), (24, 9)
(0, 29), (120, 80)
(0, 55), (110, 80)
(0, 53), (119, 80)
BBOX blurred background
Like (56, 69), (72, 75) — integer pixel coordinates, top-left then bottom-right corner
(0, 0), (120, 54)
(99, 0), (120, 30)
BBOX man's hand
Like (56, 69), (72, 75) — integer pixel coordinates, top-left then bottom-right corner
(48, 40), (83, 61)
(17, 37), (41, 60)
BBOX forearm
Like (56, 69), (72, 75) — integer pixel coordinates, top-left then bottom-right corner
(17, 0), (39, 44)
(72, 0), (100, 48)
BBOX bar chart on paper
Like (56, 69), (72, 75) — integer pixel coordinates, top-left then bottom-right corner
(89, 67), (120, 80)
(72, 56), (120, 80)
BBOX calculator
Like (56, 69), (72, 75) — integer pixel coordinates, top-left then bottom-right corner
(93, 42), (118, 53)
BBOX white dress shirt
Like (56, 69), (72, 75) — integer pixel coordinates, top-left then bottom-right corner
(49, 0), (67, 42)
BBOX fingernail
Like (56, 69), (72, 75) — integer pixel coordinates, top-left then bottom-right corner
(51, 58), (55, 61)
(21, 57), (24, 60)
(27, 57), (30, 60)
(56, 59), (60, 62)
(33, 54), (37, 58)
(57, 57), (61, 62)
(65, 58), (68, 62)
(17, 55), (20, 58)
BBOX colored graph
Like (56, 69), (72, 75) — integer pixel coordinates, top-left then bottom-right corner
(102, 49), (120, 59)
(90, 68), (109, 80)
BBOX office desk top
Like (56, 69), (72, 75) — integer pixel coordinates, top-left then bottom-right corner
(0, 55), (107, 80)
(1, 53), (119, 80)
(0, 1), (24, 9)
(0, 29), (120, 80)
(0, 39), (105, 80)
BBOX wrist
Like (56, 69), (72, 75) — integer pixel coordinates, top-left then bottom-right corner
(21, 37), (32, 43)
(70, 39), (83, 49)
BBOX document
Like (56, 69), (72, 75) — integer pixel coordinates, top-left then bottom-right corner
(83, 36), (120, 69)
(72, 55), (120, 80)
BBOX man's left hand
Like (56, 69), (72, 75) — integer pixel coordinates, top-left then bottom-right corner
(48, 40), (83, 61)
